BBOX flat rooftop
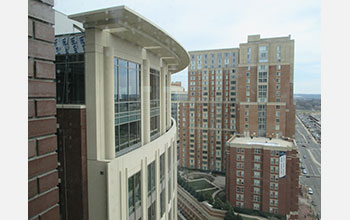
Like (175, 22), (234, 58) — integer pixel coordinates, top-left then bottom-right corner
(226, 136), (296, 150)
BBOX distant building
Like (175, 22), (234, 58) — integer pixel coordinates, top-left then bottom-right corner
(171, 82), (187, 126)
(170, 82), (187, 162)
(178, 35), (295, 172)
(54, 6), (189, 220)
(225, 135), (299, 219)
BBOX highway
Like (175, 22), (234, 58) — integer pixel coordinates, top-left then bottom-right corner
(295, 114), (321, 218)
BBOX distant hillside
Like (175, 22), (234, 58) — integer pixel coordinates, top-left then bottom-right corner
(294, 94), (321, 100)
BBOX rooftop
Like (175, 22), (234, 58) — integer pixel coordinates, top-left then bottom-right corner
(226, 135), (296, 150)
(69, 5), (189, 73)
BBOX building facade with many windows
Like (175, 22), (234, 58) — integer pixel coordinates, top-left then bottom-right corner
(225, 135), (299, 219)
(236, 35), (295, 139)
(178, 35), (295, 172)
(68, 6), (189, 220)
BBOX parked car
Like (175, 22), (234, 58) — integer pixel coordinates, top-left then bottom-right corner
(302, 169), (307, 174)
(301, 164), (305, 169)
(308, 187), (313, 195)
(302, 144), (306, 147)
(303, 155), (306, 159)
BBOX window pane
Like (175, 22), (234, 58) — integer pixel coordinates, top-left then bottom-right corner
(128, 176), (134, 215)
(118, 66), (128, 102)
(118, 59), (127, 68)
(119, 123), (129, 150)
(129, 68), (137, 101)
(148, 164), (152, 194)
(151, 162), (155, 190)
(115, 126), (119, 152)
(114, 58), (118, 105)
(135, 172), (141, 208)
(129, 121), (140, 146)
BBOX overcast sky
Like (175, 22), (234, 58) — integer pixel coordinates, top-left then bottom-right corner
(54, 0), (321, 94)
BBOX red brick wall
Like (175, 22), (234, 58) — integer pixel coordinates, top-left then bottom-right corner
(225, 143), (299, 216)
(57, 108), (89, 220)
(28, 0), (59, 219)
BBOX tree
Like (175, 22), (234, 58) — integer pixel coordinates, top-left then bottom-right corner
(236, 214), (243, 220)
(213, 198), (223, 209)
(197, 193), (204, 202)
(224, 207), (236, 220)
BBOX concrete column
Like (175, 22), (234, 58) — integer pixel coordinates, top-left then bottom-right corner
(104, 46), (115, 160)
(166, 72), (172, 130)
(160, 66), (166, 135)
(85, 28), (104, 160)
(141, 158), (148, 219)
(142, 59), (151, 145)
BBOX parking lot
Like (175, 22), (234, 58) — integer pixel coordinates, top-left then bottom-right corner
(297, 112), (321, 144)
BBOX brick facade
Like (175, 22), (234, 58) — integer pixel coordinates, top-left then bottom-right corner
(28, 0), (59, 219)
(179, 35), (295, 172)
(225, 136), (299, 217)
(57, 107), (89, 220)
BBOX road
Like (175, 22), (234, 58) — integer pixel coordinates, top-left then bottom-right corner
(295, 114), (321, 218)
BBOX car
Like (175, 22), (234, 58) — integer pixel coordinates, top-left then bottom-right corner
(302, 169), (307, 174)
(308, 187), (313, 195)
(302, 144), (306, 147)
(303, 155), (306, 159)
(301, 165), (305, 169)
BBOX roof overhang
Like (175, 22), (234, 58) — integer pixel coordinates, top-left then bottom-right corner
(69, 6), (189, 73)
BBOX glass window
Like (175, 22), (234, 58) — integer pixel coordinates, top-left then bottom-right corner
(55, 53), (85, 104)
(259, 46), (268, 62)
(128, 172), (141, 217)
(258, 85), (267, 102)
(160, 153), (165, 181)
(150, 69), (160, 139)
(148, 161), (156, 195)
(277, 45), (281, 62)
(247, 48), (251, 64)
(114, 58), (141, 155)
(258, 71), (268, 83)
(160, 191), (165, 217)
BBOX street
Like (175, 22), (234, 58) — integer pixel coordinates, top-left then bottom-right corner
(295, 114), (321, 218)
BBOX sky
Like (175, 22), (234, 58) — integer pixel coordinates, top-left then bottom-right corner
(54, 0), (321, 94)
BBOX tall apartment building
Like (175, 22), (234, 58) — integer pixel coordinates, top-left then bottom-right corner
(225, 135), (299, 219)
(236, 35), (295, 139)
(65, 6), (189, 220)
(178, 35), (295, 172)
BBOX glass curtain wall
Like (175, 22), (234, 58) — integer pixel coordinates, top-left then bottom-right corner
(56, 53), (85, 104)
(114, 58), (141, 155)
(150, 68), (160, 140)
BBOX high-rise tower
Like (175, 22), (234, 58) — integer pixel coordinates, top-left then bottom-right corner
(178, 35), (295, 172)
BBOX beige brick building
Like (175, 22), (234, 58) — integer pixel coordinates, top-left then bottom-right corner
(178, 35), (295, 172)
